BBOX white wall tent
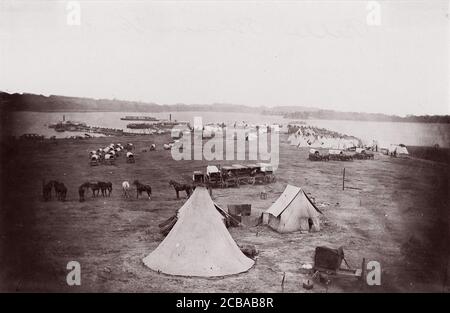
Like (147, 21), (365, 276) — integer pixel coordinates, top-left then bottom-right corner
(389, 144), (409, 157)
(263, 185), (321, 233)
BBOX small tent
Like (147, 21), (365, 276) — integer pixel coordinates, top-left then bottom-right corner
(389, 144), (409, 157)
(143, 187), (254, 277)
(263, 185), (321, 233)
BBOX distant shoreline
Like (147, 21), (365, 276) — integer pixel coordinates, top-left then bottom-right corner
(7, 110), (450, 125)
(2, 92), (449, 124)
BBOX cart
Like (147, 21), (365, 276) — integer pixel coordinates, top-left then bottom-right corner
(221, 166), (240, 188)
(192, 171), (205, 187)
(309, 149), (329, 161)
(246, 163), (264, 185)
(257, 163), (276, 183)
(231, 164), (254, 185)
(206, 165), (222, 188)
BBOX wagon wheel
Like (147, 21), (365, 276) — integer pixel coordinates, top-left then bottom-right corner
(250, 177), (256, 185)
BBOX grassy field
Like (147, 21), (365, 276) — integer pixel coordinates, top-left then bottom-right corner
(0, 134), (448, 292)
(407, 145), (450, 165)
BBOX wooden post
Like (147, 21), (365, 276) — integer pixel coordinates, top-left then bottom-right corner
(342, 168), (345, 190)
(281, 272), (286, 292)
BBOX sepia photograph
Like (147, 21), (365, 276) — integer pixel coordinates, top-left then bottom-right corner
(0, 0), (449, 299)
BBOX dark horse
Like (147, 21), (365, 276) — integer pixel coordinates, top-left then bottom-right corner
(98, 181), (113, 197)
(43, 180), (66, 201)
(54, 181), (67, 201)
(87, 182), (100, 197)
(132, 180), (152, 199)
(78, 182), (91, 202)
(169, 180), (193, 199)
(43, 180), (55, 201)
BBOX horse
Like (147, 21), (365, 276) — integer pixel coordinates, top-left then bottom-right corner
(54, 181), (67, 201)
(88, 182), (100, 197)
(169, 180), (193, 199)
(132, 180), (152, 199)
(78, 185), (86, 202)
(97, 181), (112, 197)
(106, 182), (112, 196)
(122, 181), (131, 198)
(42, 180), (57, 201)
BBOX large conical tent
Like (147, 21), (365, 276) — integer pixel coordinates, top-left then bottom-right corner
(263, 184), (321, 233)
(143, 187), (254, 277)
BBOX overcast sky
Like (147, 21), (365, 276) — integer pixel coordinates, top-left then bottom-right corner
(0, 0), (448, 115)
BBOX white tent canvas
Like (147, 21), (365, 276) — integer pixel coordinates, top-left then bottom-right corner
(389, 144), (409, 157)
(143, 187), (254, 277)
(396, 145), (409, 156)
(263, 185), (321, 233)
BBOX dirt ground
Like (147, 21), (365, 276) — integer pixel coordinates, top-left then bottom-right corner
(0, 134), (448, 292)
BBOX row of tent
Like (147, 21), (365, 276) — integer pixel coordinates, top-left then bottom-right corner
(290, 133), (410, 158)
(288, 133), (360, 150)
(142, 184), (321, 277)
(171, 124), (282, 140)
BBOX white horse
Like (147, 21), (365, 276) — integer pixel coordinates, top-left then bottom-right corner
(122, 181), (131, 198)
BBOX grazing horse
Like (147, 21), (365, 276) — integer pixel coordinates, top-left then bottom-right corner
(132, 180), (152, 199)
(106, 182), (112, 196)
(169, 180), (193, 199)
(54, 181), (67, 201)
(78, 185), (86, 202)
(97, 181), (112, 197)
(122, 181), (131, 198)
(77, 182), (93, 199)
(88, 182), (100, 197)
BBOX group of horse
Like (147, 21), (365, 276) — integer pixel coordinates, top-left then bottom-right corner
(42, 180), (68, 201)
(43, 178), (195, 202)
(121, 180), (152, 199)
(78, 181), (113, 202)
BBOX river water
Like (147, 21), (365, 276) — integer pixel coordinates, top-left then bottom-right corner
(6, 111), (450, 147)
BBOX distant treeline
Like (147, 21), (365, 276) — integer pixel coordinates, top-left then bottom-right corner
(0, 92), (259, 113)
(283, 110), (450, 124)
(1, 92), (448, 123)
